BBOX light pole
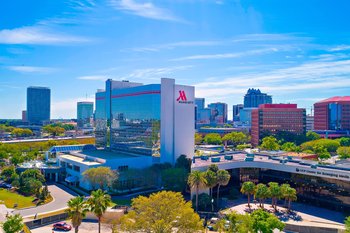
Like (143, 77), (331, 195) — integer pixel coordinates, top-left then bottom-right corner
(211, 198), (214, 212)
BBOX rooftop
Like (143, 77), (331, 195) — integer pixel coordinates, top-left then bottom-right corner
(60, 154), (102, 166)
(316, 96), (350, 104)
(72, 149), (141, 160)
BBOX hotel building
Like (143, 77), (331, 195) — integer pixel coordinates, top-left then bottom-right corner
(251, 104), (306, 146)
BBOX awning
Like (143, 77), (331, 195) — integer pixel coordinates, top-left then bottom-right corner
(65, 176), (79, 183)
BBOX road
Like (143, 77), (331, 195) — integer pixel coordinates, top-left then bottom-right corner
(0, 136), (94, 144)
(13, 184), (77, 218)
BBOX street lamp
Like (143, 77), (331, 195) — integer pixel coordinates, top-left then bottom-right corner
(211, 198), (214, 212)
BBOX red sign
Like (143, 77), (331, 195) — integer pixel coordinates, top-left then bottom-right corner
(176, 90), (187, 101)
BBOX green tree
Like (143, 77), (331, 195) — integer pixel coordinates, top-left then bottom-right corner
(19, 169), (45, 183)
(345, 216), (350, 233)
(268, 182), (281, 211)
(251, 209), (285, 233)
(306, 131), (320, 141)
(216, 170), (231, 207)
(337, 146), (350, 159)
(301, 139), (340, 152)
(203, 133), (222, 145)
(187, 170), (207, 212)
(121, 191), (203, 233)
(260, 136), (280, 151)
(1, 214), (24, 233)
(175, 154), (191, 172)
(161, 168), (188, 192)
(20, 178), (42, 196)
(339, 137), (350, 147)
(204, 170), (217, 198)
(192, 193), (211, 211)
(83, 166), (117, 190)
(222, 132), (250, 147)
(281, 142), (298, 152)
(280, 184), (290, 207)
(255, 183), (270, 208)
(208, 164), (219, 173)
(1, 166), (16, 182)
(313, 145), (331, 160)
(67, 196), (89, 233)
(222, 211), (253, 233)
(194, 133), (203, 145)
(87, 189), (112, 233)
(240, 181), (256, 209)
(283, 186), (297, 211)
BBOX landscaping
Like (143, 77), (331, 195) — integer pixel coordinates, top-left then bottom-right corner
(0, 188), (35, 209)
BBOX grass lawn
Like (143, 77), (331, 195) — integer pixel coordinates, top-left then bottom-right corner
(0, 188), (35, 209)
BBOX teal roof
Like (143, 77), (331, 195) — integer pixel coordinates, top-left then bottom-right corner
(49, 144), (96, 153)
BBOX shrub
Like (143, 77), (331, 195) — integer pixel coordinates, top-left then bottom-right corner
(300, 139), (340, 152)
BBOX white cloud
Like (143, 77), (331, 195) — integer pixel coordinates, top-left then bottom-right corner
(328, 45), (350, 52)
(172, 48), (279, 61)
(195, 57), (350, 100)
(52, 97), (94, 118)
(109, 0), (183, 22)
(0, 26), (90, 45)
(130, 40), (221, 52)
(7, 66), (57, 73)
(77, 75), (109, 81)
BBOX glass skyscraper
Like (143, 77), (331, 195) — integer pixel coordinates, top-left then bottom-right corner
(243, 88), (272, 108)
(77, 102), (94, 128)
(27, 86), (50, 125)
(95, 78), (195, 164)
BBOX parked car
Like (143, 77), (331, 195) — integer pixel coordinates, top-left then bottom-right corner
(0, 182), (12, 189)
(53, 222), (72, 231)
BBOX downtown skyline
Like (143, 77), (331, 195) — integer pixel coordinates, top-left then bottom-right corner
(1, 0), (350, 119)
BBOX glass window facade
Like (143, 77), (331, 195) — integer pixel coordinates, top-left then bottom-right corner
(328, 103), (342, 130)
(238, 168), (350, 213)
(77, 102), (93, 128)
(95, 83), (161, 157)
(27, 87), (50, 125)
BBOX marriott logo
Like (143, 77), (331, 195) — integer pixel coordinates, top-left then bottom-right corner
(176, 90), (193, 104)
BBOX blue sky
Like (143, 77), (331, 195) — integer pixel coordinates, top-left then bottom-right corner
(1, 0), (350, 119)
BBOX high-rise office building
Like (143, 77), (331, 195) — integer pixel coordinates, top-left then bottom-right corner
(95, 78), (195, 165)
(251, 104), (306, 146)
(232, 104), (243, 121)
(195, 98), (205, 110)
(22, 110), (27, 122)
(77, 102), (94, 128)
(208, 102), (228, 124)
(314, 96), (350, 131)
(27, 86), (50, 125)
(244, 88), (272, 108)
(306, 115), (314, 131)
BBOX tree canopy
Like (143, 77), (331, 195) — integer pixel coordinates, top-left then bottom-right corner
(1, 214), (24, 233)
(121, 191), (203, 233)
(260, 136), (280, 151)
(251, 209), (285, 233)
(204, 133), (222, 145)
(337, 146), (350, 159)
(83, 166), (117, 190)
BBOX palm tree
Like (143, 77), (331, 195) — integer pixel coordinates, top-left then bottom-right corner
(268, 182), (281, 211)
(283, 187), (297, 211)
(204, 170), (217, 198)
(240, 181), (256, 209)
(188, 170), (207, 212)
(216, 170), (231, 207)
(254, 183), (270, 208)
(87, 189), (112, 233)
(67, 196), (89, 233)
(280, 183), (291, 207)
